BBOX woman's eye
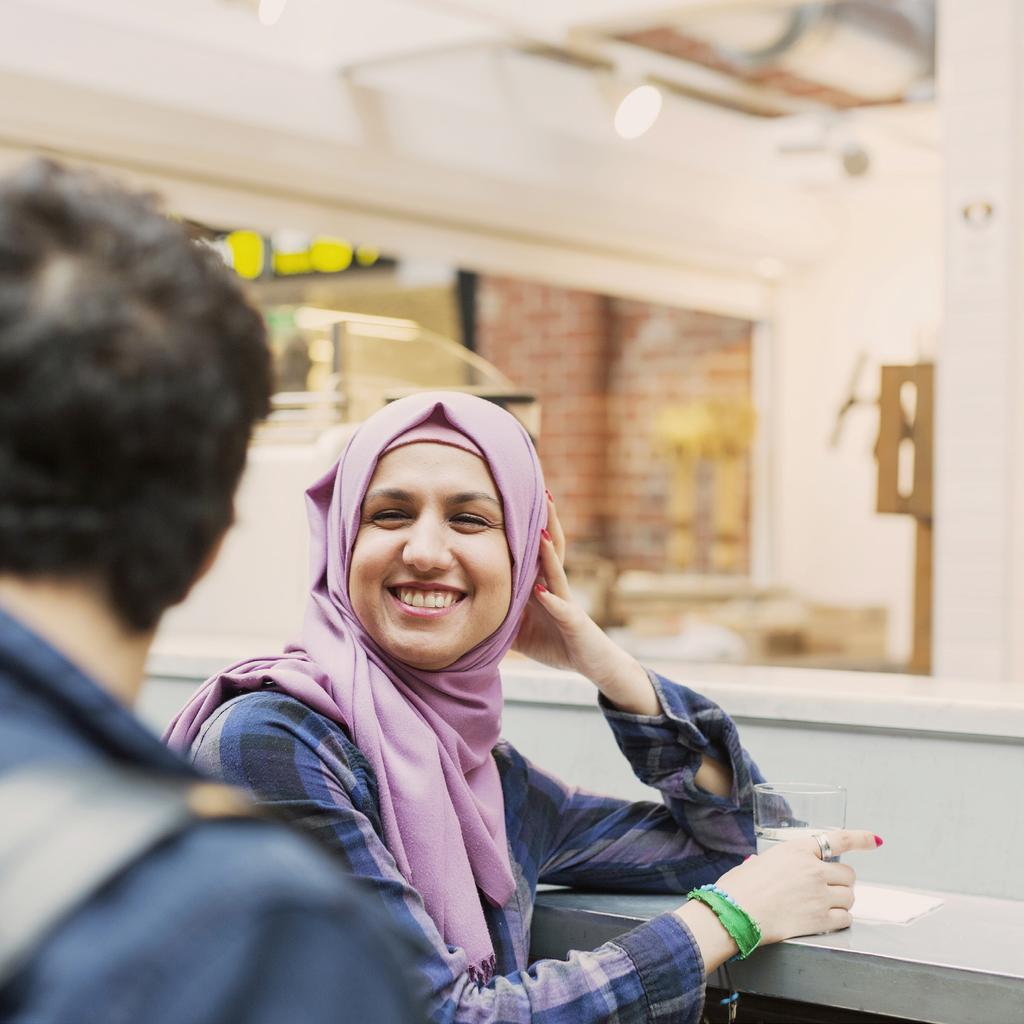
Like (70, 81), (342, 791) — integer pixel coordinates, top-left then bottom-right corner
(365, 509), (497, 530)
(452, 514), (490, 529)
(370, 510), (409, 525)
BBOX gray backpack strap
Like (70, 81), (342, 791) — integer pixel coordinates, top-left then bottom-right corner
(0, 766), (255, 989)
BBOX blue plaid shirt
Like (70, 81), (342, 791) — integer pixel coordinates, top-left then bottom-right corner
(0, 607), (425, 1024)
(190, 671), (763, 1024)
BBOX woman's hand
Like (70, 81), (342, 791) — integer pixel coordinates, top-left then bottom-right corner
(712, 829), (878, 944)
(675, 829), (880, 974)
(512, 494), (659, 715)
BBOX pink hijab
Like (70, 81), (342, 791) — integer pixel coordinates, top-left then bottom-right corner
(165, 392), (547, 982)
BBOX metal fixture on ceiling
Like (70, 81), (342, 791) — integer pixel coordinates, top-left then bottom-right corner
(777, 121), (874, 178)
(612, 1), (936, 112)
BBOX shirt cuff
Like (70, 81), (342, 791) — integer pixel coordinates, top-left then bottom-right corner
(600, 671), (745, 810)
(611, 912), (707, 1023)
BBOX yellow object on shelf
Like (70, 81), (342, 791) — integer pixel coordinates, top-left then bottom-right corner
(654, 400), (755, 572)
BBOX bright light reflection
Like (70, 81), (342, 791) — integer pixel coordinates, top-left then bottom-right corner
(258, 0), (288, 26)
(614, 84), (663, 140)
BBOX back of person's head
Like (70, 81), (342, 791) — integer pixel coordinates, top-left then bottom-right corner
(0, 160), (272, 632)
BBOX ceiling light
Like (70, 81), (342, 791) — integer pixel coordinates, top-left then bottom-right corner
(258, 0), (288, 27)
(613, 84), (663, 140)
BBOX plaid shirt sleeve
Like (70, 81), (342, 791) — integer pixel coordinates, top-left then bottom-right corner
(190, 691), (710, 1024)
(535, 671), (762, 891)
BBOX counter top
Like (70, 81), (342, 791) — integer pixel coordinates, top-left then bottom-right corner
(148, 641), (1024, 740)
(530, 887), (1024, 1024)
(501, 659), (1024, 740)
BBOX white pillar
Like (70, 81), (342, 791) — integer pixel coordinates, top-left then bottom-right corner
(934, 0), (1024, 679)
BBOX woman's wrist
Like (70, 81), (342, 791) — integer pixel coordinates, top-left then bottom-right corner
(588, 644), (660, 716)
(687, 885), (761, 958)
(673, 900), (739, 975)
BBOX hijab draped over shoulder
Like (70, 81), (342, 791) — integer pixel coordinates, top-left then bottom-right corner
(166, 391), (547, 983)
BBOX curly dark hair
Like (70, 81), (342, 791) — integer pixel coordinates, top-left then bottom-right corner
(0, 160), (272, 631)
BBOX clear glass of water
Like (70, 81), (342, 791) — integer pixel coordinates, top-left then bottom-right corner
(753, 782), (847, 859)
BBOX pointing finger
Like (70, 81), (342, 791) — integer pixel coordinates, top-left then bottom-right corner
(818, 829), (883, 857)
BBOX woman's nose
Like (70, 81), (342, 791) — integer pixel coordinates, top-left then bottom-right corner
(402, 518), (454, 572)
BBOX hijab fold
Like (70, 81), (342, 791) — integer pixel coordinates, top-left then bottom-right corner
(166, 392), (546, 981)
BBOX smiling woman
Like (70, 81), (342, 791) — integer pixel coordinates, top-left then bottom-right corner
(165, 391), (879, 1024)
(350, 440), (512, 671)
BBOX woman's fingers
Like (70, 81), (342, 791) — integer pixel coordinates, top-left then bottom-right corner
(544, 490), (567, 561)
(823, 861), (856, 886)
(825, 908), (854, 932)
(538, 523), (571, 598)
(827, 884), (855, 911)
(532, 580), (576, 629)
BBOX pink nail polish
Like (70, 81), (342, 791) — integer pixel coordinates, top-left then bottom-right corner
(535, 583), (547, 594)
(874, 835), (885, 847)
(544, 489), (553, 502)
(541, 528), (551, 541)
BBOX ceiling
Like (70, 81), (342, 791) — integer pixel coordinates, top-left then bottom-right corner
(0, 0), (941, 314)
(8, 0), (661, 70)
(16, 0), (935, 106)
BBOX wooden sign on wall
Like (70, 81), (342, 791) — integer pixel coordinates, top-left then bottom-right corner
(875, 363), (933, 674)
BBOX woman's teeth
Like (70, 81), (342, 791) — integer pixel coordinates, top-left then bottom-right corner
(396, 588), (460, 609)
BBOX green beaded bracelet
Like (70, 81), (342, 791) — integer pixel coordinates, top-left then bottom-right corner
(686, 883), (762, 959)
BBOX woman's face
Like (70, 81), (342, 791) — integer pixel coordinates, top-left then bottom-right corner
(349, 442), (513, 671)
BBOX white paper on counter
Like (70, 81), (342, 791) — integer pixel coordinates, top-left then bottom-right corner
(852, 884), (944, 924)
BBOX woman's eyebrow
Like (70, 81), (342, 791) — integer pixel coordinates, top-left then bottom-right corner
(365, 487), (414, 503)
(364, 488), (501, 511)
(446, 492), (502, 510)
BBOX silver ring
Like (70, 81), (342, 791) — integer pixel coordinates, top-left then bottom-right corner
(814, 833), (833, 861)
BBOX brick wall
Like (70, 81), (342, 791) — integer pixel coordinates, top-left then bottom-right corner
(475, 277), (610, 548)
(606, 300), (753, 571)
(475, 275), (753, 572)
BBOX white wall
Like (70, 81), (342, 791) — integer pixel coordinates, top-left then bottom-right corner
(155, 426), (356, 655)
(771, 184), (943, 664)
(933, 0), (1024, 682)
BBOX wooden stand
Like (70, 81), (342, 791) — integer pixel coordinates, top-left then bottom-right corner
(875, 363), (934, 674)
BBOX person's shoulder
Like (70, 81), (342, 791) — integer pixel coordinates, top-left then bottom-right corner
(157, 821), (424, 983)
(162, 814), (355, 909)
(172, 823), (426, 1024)
(196, 690), (365, 769)
(203, 689), (345, 743)
(23, 817), (423, 1024)
(190, 691), (380, 814)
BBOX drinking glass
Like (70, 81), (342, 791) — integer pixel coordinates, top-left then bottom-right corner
(753, 782), (846, 859)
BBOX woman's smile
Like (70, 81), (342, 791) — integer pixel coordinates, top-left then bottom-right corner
(349, 441), (512, 670)
(388, 584), (466, 615)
